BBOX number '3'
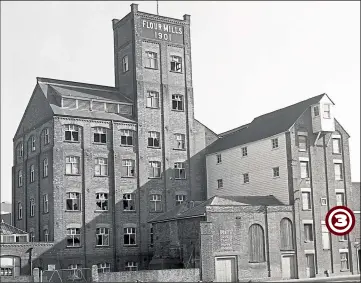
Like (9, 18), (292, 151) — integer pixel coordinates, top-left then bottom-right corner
(334, 214), (348, 228)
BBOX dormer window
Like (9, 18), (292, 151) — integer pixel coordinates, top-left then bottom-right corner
(313, 106), (319, 117)
(122, 55), (129, 72)
(323, 104), (331, 119)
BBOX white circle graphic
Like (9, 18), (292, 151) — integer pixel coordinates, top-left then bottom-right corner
(327, 208), (353, 234)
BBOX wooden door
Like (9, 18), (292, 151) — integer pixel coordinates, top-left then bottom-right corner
(215, 257), (237, 282)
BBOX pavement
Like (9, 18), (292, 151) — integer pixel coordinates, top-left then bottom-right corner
(268, 274), (360, 282)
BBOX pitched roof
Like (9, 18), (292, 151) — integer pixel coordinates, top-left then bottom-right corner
(149, 195), (284, 223)
(207, 93), (328, 154)
(0, 221), (28, 235)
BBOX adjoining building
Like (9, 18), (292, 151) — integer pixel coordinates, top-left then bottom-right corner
(1, 202), (12, 225)
(11, 3), (217, 272)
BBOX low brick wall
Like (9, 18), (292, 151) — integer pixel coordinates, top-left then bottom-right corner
(0, 275), (32, 282)
(96, 268), (200, 282)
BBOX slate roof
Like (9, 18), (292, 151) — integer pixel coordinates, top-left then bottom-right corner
(149, 195), (283, 223)
(207, 93), (331, 154)
(37, 77), (136, 123)
(0, 221), (28, 235)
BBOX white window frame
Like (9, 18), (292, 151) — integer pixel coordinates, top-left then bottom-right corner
(271, 138), (279, 149)
(65, 156), (80, 175)
(217, 179), (223, 189)
(146, 91), (159, 109)
(97, 263), (110, 273)
(216, 154), (222, 164)
(43, 194), (49, 213)
(145, 51), (158, 69)
(96, 227), (110, 247)
(174, 133), (185, 150)
(64, 125), (79, 142)
(148, 131), (160, 148)
(18, 202), (23, 219)
(298, 135), (307, 152)
(96, 193), (108, 211)
(243, 173), (249, 184)
(122, 55), (129, 72)
(30, 164), (35, 183)
(314, 105), (320, 117)
(93, 127), (107, 144)
(149, 161), (161, 178)
(242, 147), (248, 157)
(334, 163), (343, 181)
(174, 162), (186, 179)
(123, 193), (135, 211)
(44, 128), (50, 145)
(336, 192), (345, 206)
(120, 129), (134, 146)
(122, 159), (135, 177)
(150, 194), (162, 212)
(171, 94), (184, 111)
(175, 194), (186, 206)
(300, 161), (310, 179)
(170, 55), (182, 72)
(44, 229), (49, 242)
(66, 192), (81, 211)
(304, 223), (314, 242)
(18, 143), (24, 157)
(125, 261), (138, 271)
(273, 167), (280, 178)
(66, 228), (81, 247)
(340, 251), (349, 271)
(124, 227), (136, 246)
(95, 158), (108, 176)
(30, 199), (35, 217)
(332, 137), (341, 154)
(31, 136), (36, 151)
(321, 223), (330, 250)
(323, 104), (331, 119)
(43, 158), (48, 178)
(301, 189), (312, 210)
(18, 170), (23, 187)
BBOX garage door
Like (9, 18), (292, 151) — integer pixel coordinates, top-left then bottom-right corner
(215, 257), (237, 282)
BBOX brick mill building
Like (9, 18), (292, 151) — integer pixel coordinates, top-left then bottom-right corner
(10, 3), (359, 281)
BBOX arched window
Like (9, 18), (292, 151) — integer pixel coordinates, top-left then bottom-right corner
(280, 218), (294, 250)
(248, 224), (265, 263)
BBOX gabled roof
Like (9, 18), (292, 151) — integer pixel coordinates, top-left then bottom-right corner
(0, 221), (28, 235)
(149, 195), (284, 223)
(207, 93), (329, 154)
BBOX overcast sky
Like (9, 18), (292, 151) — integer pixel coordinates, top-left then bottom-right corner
(1, 1), (360, 203)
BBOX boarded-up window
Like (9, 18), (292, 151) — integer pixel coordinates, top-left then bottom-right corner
(280, 218), (294, 250)
(62, 98), (77, 109)
(118, 104), (132, 115)
(248, 224), (265, 263)
(78, 100), (90, 111)
(92, 101), (105, 111)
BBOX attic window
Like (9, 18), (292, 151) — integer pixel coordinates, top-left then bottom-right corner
(119, 104), (133, 115)
(106, 103), (118, 113)
(92, 101), (106, 111)
(323, 104), (331, 119)
(62, 98), (77, 109)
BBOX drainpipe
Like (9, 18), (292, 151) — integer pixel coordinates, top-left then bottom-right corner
(264, 206), (271, 277)
(111, 120), (118, 271)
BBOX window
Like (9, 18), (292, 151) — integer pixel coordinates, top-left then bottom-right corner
(216, 154), (222, 164)
(242, 147), (248, 157)
(29, 232), (35, 242)
(43, 194), (49, 213)
(314, 105), (320, 117)
(174, 162), (186, 179)
(124, 227), (136, 245)
(18, 202), (22, 219)
(30, 199), (35, 217)
(321, 224), (330, 250)
(150, 225), (154, 246)
(149, 161), (161, 178)
(66, 228), (81, 247)
(18, 170), (23, 187)
(300, 161), (309, 179)
(120, 129), (134, 146)
(121, 159), (135, 177)
(171, 94), (184, 111)
(302, 192), (311, 210)
(31, 136), (36, 151)
(304, 224), (313, 242)
(146, 91), (159, 109)
(95, 158), (108, 176)
(43, 158), (48, 177)
(66, 193), (81, 211)
(243, 173), (249, 184)
(273, 167), (280, 178)
(145, 51), (158, 69)
(170, 55), (182, 72)
(64, 125), (79, 142)
(332, 138), (341, 154)
(62, 98), (77, 109)
(339, 234), (348, 242)
(96, 228), (109, 246)
(65, 156), (80, 175)
(249, 224), (265, 263)
(30, 164), (35, 183)
(334, 163), (343, 180)
(174, 133), (185, 150)
(150, 194), (162, 212)
(122, 55), (129, 72)
(125, 261), (137, 271)
(44, 128), (50, 145)
(97, 263), (110, 273)
(271, 138), (279, 149)
(96, 193), (108, 211)
(323, 104), (331, 119)
(17, 143), (23, 157)
(148, 131), (160, 148)
(123, 194), (135, 211)
(299, 136), (307, 151)
(280, 218), (294, 251)
(176, 194), (186, 206)
(94, 127), (107, 144)
(44, 229), (49, 242)
(217, 179), (223, 189)
(340, 252), (349, 271)
(320, 198), (327, 206)
(336, 192), (345, 206)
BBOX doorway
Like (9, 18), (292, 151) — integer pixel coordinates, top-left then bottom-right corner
(281, 254), (296, 279)
(358, 249), (361, 273)
(214, 257), (237, 282)
(306, 254), (316, 278)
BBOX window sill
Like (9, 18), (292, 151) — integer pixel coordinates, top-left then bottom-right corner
(249, 261), (266, 264)
(63, 140), (80, 143)
(95, 245), (110, 248)
(171, 109), (185, 112)
(169, 70), (183, 74)
(93, 142), (107, 145)
(332, 152), (342, 155)
(217, 187), (224, 190)
(65, 210), (81, 213)
(147, 146), (161, 150)
(216, 162), (222, 165)
(340, 269), (350, 272)
(243, 182), (250, 185)
(144, 67), (159, 70)
(273, 176), (280, 179)
(174, 178), (187, 180)
(242, 155), (248, 158)
(271, 147), (279, 150)
(173, 148), (186, 151)
(43, 176), (49, 179)
(65, 174), (81, 176)
(335, 179), (344, 181)
(146, 106), (160, 110)
(149, 210), (164, 213)
(123, 244), (138, 247)
(339, 240), (348, 242)
(121, 176), (136, 179)
(66, 246), (82, 249)
(120, 145), (134, 147)
(148, 177), (162, 180)
(43, 212), (49, 215)
(123, 210), (137, 213)
(94, 210), (108, 213)
(302, 209), (312, 211)
(298, 149), (307, 152)
(94, 175), (109, 178)
(304, 240), (314, 243)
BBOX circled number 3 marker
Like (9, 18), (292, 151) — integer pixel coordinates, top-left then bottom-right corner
(325, 206), (355, 236)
